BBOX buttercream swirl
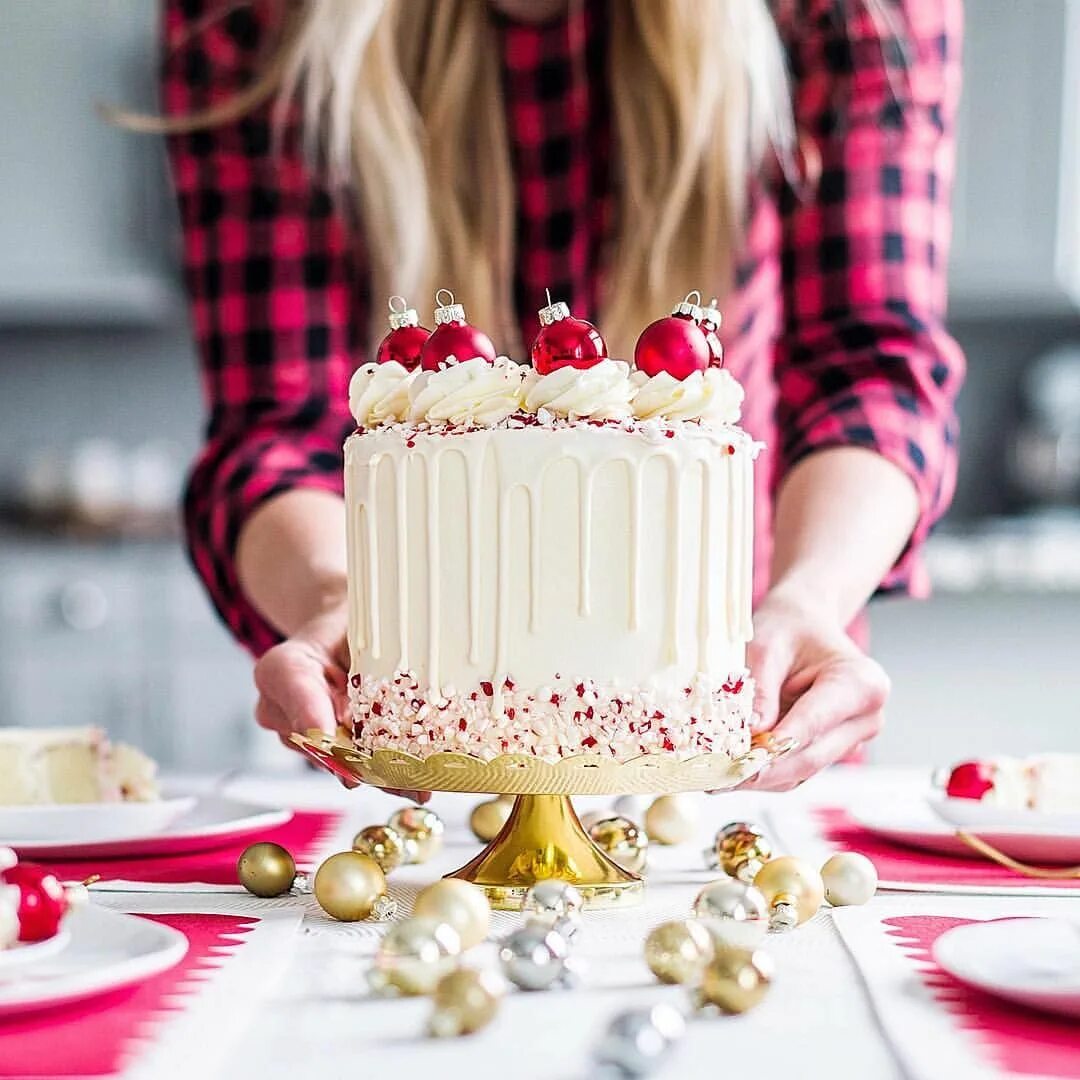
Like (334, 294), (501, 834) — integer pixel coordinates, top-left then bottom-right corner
(349, 361), (412, 427)
(523, 359), (634, 420)
(408, 356), (527, 427)
(630, 368), (744, 425)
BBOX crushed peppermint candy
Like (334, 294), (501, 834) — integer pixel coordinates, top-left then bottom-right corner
(348, 670), (754, 764)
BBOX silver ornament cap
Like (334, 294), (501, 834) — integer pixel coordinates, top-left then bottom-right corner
(537, 288), (571, 327)
(700, 296), (723, 330)
(433, 288), (466, 326)
(670, 290), (704, 321)
(386, 295), (420, 330)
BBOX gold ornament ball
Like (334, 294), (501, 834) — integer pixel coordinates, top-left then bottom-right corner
(237, 842), (296, 898)
(470, 798), (513, 843)
(698, 944), (774, 1014)
(692, 879), (769, 948)
(388, 807), (445, 863)
(370, 916), (462, 996)
(754, 856), (825, 929)
(644, 795), (697, 846)
(715, 827), (773, 883)
(821, 852), (878, 907)
(644, 919), (715, 985)
(313, 851), (387, 922)
(353, 824), (408, 873)
(414, 878), (491, 950)
(428, 968), (501, 1037)
(589, 815), (649, 874)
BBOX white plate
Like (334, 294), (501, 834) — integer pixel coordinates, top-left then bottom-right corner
(0, 929), (71, 973)
(0, 905), (187, 1015)
(933, 918), (1080, 1020)
(930, 796), (1080, 835)
(0, 797), (196, 845)
(849, 801), (1080, 865)
(8, 794), (292, 860)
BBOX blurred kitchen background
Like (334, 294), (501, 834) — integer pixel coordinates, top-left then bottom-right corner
(1, 2), (1078, 772)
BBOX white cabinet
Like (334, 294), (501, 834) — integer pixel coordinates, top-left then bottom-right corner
(0, 541), (256, 769)
(0, 2), (179, 323)
(949, 0), (1080, 315)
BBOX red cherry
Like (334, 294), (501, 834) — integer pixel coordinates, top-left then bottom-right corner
(634, 313), (710, 380)
(531, 316), (607, 374)
(420, 321), (497, 372)
(945, 761), (996, 801)
(2, 863), (68, 942)
(376, 323), (431, 370)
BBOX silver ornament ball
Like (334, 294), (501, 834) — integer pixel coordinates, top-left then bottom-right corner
(522, 879), (583, 925)
(593, 1003), (686, 1078)
(692, 878), (769, 948)
(499, 922), (574, 991)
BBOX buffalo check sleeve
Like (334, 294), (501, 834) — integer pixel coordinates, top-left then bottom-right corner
(775, 0), (966, 596)
(162, 0), (362, 655)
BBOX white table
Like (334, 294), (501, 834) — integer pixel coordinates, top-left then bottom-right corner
(95, 767), (1027, 1080)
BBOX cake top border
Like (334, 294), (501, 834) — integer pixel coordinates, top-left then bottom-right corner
(348, 355), (747, 433)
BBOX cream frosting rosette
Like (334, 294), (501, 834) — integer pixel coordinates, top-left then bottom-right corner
(630, 367), (744, 425)
(522, 358), (634, 420)
(408, 355), (527, 427)
(349, 361), (413, 427)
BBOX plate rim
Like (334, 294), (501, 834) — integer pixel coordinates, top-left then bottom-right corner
(0, 928), (72, 972)
(933, 918), (1080, 1010)
(0, 907), (188, 1016)
(7, 795), (293, 859)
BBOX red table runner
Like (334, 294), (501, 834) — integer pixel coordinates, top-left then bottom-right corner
(817, 807), (1080, 891)
(38, 811), (342, 887)
(0, 913), (255, 1078)
(886, 916), (1080, 1079)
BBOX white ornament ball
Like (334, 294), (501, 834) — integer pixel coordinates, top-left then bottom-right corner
(414, 878), (491, 950)
(613, 794), (649, 821)
(821, 852), (878, 907)
(644, 795), (697, 845)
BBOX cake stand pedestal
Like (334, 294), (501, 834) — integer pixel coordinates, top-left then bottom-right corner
(290, 732), (792, 911)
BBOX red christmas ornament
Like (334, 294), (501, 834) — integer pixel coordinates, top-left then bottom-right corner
(530, 290), (607, 374)
(2, 862), (68, 942)
(375, 295), (430, 370)
(700, 296), (725, 367)
(944, 761), (996, 801)
(633, 291), (711, 380)
(420, 290), (498, 372)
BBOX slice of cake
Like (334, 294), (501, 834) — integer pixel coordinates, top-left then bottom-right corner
(0, 727), (159, 805)
(343, 302), (759, 765)
(944, 754), (1080, 812)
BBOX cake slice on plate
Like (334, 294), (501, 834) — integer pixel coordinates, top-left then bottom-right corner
(0, 728), (159, 805)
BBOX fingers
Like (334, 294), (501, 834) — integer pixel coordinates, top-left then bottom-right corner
(747, 635), (792, 733)
(380, 788), (433, 804)
(750, 709), (884, 791)
(254, 644), (338, 736)
(771, 657), (889, 750)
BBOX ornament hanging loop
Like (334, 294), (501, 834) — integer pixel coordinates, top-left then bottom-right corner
(670, 290), (704, 321)
(433, 288), (466, 326)
(388, 295), (408, 315)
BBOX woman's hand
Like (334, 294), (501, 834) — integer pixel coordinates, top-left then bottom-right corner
(253, 606), (351, 749)
(252, 605), (430, 801)
(743, 588), (890, 791)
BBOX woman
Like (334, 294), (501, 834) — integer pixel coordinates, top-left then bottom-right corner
(157, 0), (964, 790)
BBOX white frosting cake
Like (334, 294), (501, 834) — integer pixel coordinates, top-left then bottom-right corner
(345, 354), (759, 763)
(0, 727), (159, 805)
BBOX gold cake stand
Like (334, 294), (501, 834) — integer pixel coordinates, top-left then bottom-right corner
(291, 731), (792, 910)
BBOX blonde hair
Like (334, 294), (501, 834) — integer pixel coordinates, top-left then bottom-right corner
(123, 0), (794, 357)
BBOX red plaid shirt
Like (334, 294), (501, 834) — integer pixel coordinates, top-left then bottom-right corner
(164, 0), (965, 657)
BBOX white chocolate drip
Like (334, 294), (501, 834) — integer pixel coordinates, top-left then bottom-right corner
(345, 427), (756, 704)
